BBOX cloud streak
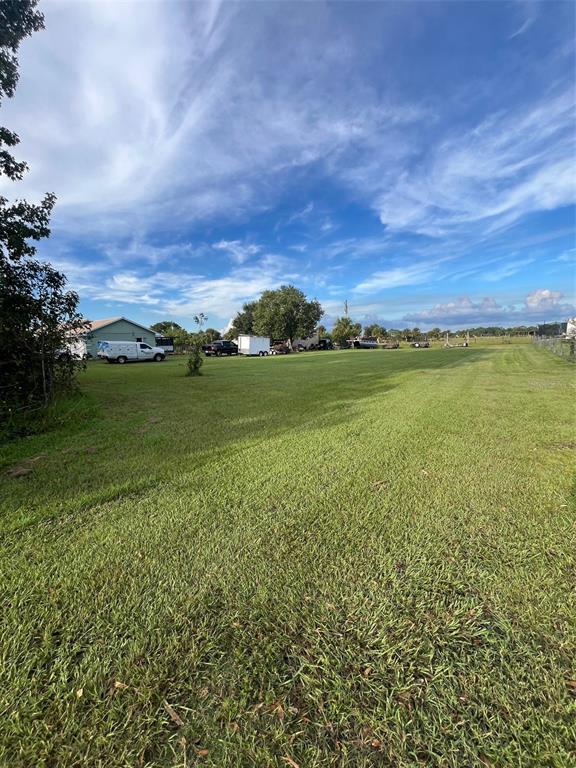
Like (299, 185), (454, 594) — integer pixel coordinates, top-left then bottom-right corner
(373, 90), (576, 238)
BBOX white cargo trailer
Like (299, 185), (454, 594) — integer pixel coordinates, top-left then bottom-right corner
(237, 335), (270, 356)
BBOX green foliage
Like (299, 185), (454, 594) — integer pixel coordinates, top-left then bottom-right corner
(332, 316), (362, 345)
(0, 346), (574, 765)
(185, 342), (203, 376)
(228, 288), (323, 342)
(252, 285), (323, 342)
(203, 328), (221, 343)
(0, 1), (44, 101)
(364, 323), (386, 338)
(0, 1), (85, 424)
(149, 320), (183, 335)
(228, 300), (257, 337)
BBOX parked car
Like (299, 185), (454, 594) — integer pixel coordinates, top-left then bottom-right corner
(318, 338), (333, 350)
(98, 341), (166, 364)
(202, 339), (238, 356)
(270, 342), (291, 355)
(237, 335), (271, 356)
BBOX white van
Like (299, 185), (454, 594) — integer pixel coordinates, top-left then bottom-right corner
(98, 341), (166, 364)
(237, 335), (271, 356)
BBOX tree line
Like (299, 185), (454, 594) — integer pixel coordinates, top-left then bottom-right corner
(153, 286), (324, 348)
(153, 312), (542, 351)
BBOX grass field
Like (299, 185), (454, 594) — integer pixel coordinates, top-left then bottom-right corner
(1, 344), (575, 767)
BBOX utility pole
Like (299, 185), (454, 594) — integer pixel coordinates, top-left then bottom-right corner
(344, 300), (348, 317)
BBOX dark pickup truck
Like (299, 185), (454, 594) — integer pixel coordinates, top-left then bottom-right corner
(202, 339), (238, 356)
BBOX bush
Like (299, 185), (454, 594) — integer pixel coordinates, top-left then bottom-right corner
(185, 343), (203, 376)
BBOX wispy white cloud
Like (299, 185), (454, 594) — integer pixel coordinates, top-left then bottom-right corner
(354, 262), (440, 293)
(161, 254), (300, 322)
(557, 248), (576, 263)
(285, 202), (314, 226)
(1, 1), (425, 240)
(212, 240), (262, 265)
(509, 1), (539, 39)
(373, 90), (576, 237)
(481, 257), (535, 282)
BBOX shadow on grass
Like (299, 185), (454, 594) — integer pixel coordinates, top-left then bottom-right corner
(0, 348), (488, 533)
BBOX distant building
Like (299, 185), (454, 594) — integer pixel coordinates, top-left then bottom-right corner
(83, 317), (156, 357)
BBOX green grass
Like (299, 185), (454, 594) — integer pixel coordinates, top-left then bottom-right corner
(1, 345), (574, 767)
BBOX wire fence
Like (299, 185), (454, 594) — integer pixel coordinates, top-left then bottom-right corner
(533, 336), (575, 362)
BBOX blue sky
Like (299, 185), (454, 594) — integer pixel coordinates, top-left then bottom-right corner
(2, 0), (575, 330)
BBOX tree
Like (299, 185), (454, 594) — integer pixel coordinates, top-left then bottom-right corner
(317, 323), (332, 340)
(1, 1), (85, 424)
(252, 285), (322, 345)
(184, 313), (207, 375)
(364, 324), (386, 338)
(331, 316), (361, 346)
(150, 321), (183, 335)
(185, 343), (203, 377)
(203, 328), (221, 343)
(229, 300), (257, 336)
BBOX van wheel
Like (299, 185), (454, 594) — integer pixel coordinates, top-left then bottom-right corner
(117, 356), (127, 364)
(153, 353), (164, 362)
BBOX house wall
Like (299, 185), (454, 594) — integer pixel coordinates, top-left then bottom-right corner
(85, 320), (156, 357)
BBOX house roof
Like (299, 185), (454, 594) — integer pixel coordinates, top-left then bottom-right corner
(87, 316), (154, 334)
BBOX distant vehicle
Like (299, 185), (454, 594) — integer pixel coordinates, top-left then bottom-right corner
(98, 341), (166, 364)
(56, 338), (87, 361)
(411, 340), (430, 348)
(318, 338), (333, 350)
(155, 336), (174, 353)
(237, 334), (271, 356)
(202, 339), (238, 357)
(270, 342), (291, 355)
(381, 340), (400, 349)
(352, 336), (378, 349)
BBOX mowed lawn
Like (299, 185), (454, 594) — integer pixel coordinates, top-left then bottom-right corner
(0, 345), (574, 767)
